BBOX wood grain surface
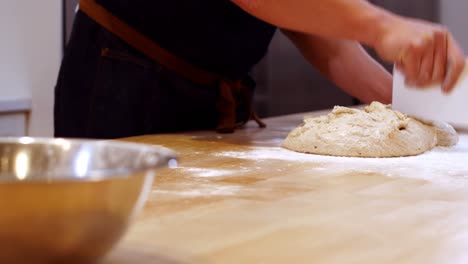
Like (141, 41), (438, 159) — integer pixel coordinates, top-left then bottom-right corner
(103, 110), (468, 264)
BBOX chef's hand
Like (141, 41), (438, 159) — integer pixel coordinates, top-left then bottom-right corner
(373, 17), (465, 93)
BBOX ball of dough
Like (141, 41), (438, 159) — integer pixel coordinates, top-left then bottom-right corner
(282, 102), (458, 158)
(425, 120), (459, 147)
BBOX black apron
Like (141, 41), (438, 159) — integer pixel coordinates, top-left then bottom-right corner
(54, 2), (277, 139)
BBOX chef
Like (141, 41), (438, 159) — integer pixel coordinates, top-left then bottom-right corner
(54, 0), (466, 139)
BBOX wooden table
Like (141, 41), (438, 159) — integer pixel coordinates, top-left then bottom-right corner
(104, 111), (468, 264)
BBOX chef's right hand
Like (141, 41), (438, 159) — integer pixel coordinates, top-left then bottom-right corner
(373, 17), (465, 93)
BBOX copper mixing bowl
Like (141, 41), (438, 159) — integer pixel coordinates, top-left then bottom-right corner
(0, 137), (176, 264)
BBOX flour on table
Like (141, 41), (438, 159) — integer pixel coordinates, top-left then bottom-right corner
(215, 135), (468, 187)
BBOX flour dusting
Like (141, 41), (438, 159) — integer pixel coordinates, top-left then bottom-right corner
(153, 185), (241, 197)
(214, 135), (468, 186)
(177, 167), (248, 178)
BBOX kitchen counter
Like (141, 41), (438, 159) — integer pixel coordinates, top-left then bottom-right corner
(0, 96), (31, 113)
(0, 96), (31, 136)
(104, 110), (468, 264)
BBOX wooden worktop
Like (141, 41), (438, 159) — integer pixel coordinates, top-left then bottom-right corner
(104, 110), (468, 264)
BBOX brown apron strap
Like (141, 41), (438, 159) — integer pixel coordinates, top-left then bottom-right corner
(216, 80), (266, 133)
(79, 0), (266, 133)
(79, 0), (219, 85)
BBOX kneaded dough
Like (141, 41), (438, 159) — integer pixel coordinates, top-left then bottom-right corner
(282, 102), (458, 158)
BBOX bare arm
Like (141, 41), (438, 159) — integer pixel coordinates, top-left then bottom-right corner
(232, 0), (465, 93)
(283, 30), (392, 104)
(232, 0), (393, 47)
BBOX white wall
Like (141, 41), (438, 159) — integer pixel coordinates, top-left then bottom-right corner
(440, 0), (468, 53)
(0, 1), (62, 136)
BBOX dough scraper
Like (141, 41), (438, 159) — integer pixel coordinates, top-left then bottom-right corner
(392, 59), (468, 130)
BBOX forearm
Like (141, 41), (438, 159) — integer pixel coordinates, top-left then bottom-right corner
(232, 0), (397, 47)
(283, 30), (392, 104)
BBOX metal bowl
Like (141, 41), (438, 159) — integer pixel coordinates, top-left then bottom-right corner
(0, 137), (176, 264)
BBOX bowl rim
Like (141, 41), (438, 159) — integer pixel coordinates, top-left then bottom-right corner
(0, 137), (178, 183)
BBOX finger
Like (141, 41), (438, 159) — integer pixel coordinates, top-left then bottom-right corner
(442, 35), (466, 93)
(417, 34), (435, 86)
(396, 58), (405, 73)
(432, 28), (448, 83)
(402, 42), (423, 86)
